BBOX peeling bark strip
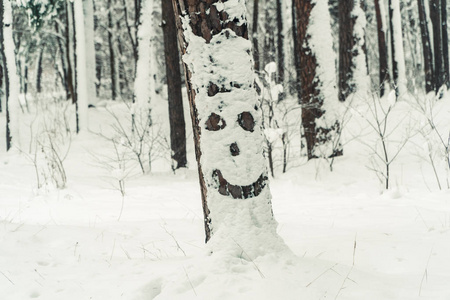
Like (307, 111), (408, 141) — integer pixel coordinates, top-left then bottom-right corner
(172, 0), (273, 243)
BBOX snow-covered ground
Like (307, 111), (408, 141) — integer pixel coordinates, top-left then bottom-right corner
(1, 94), (450, 299)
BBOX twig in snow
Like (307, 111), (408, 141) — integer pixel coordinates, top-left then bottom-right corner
(306, 263), (339, 287)
(74, 242), (79, 257)
(232, 239), (265, 279)
(419, 248), (433, 296)
(183, 266), (197, 296)
(161, 224), (186, 256)
(110, 238), (116, 261)
(0, 270), (14, 285)
(415, 207), (431, 231)
(35, 269), (45, 280)
(335, 235), (357, 300)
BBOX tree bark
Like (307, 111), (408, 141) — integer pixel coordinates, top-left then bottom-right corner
(252, 0), (260, 72)
(162, 0), (187, 170)
(338, 0), (356, 101)
(36, 46), (44, 93)
(388, 0), (399, 97)
(0, 0), (11, 149)
(0, 60), (3, 113)
(441, 0), (449, 86)
(292, 0), (301, 100)
(107, 0), (118, 100)
(374, 0), (389, 96)
(430, 0), (444, 90)
(295, 0), (319, 159)
(276, 0), (284, 84)
(172, 0), (278, 250)
(418, 0), (435, 93)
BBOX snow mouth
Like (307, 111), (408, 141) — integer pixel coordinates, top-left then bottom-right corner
(212, 169), (267, 199)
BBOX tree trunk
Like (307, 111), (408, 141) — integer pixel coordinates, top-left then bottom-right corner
(374, 0), (389, 96)
(1, 0), (19, 150)
(276, 0), (284, 85)
(418, 0), (435, 93)
(441, 0), (449, 86)
(162, 0), (187, 170)
(0, 61), (3, 113)
(172, 0), (281, 254)
(430, 0), (444, 90)
(36, 46), (44, 93)
(83, 0), (97, 106)
(388, 0), (399, 97)
(338, 0), (356, 101)
(296, 0), (319, 159)
(65, 0), (77, 104)
(55, 22), (70, 100)
(292, 0), (301, 100)
(252, 0), (260, 72)
(295, 0), (341, 159)
(107, 0), (118, 100)
(0, 0), (10, 149)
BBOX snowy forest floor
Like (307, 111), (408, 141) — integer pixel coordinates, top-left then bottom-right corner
(1, 93), (450, 299)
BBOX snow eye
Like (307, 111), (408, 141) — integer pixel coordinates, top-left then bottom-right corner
(237, 112), (255, 132)
(205, 113), (227, 131)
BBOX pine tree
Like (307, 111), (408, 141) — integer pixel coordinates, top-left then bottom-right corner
(172, 0), (284, 256)
(295, 0), (342, 159)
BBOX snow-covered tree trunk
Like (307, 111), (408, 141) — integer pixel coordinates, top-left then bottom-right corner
(172, 0), (285, 256)
(134, 0), (155, 110)
(107, 0), (118, 100)
(389, 0), (407, 98)
(83, 0), (97, 106)
(418, 0), (435, 93)
(74, 0), (88, 131)
(295, 0), (342, 159)
(375, 0), (390, 96)
(339, 0), (369, 102)
(1, 0), (20, 150)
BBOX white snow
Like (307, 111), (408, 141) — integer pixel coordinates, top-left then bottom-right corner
(1, 87), (450, 299)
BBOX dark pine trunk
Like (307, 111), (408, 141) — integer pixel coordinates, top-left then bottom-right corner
(442, 0), (449, 86)
(55, 22), (69, 99)
(338, 0), (356, 101)
(292, 0), (301, 100)
(1, 0), (12, 150)
(295, 0), (323, 159)
(162, 0), (187, 170)
(418, 0), (435, 93)
(388, 0), (399, 97)
(252, 0), (260, 72)
(276, 0), (284, 84)
(375, 0), (389, 96)
(108, 0), (117, 100)
(64, 0), (76, 104)
(0, 61), (3, 113)
(430, 0), (444, 91)
(36, 47), (44, 93)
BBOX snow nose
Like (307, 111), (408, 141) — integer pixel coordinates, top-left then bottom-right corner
(230, 142), (240, 156)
